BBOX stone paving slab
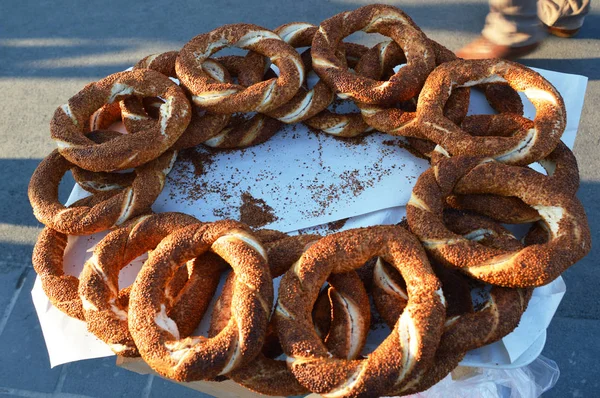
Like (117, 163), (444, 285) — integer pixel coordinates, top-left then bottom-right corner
(0, 268), (63, 393)
(543, 317), (600, 397)
(60, 359), (150, 398)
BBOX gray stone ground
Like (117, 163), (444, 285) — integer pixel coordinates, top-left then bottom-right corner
(0, 0), (598, 397)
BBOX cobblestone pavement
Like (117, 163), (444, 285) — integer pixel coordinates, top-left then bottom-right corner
(1, 0), (598, 396)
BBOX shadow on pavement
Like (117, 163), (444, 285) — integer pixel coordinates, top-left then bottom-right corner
(521, 58), (600, 80)
(0, 0), (490, 78)
(0, 158), (74, 228)
(1, 1), (597, 79)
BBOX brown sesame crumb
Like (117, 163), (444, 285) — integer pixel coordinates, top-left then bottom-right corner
(239, 192), (278, 228)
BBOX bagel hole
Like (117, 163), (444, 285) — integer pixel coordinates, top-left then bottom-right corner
(60, 231), (148, 298)
(232, 111), (258, 121)
(468, 281), (492, 312)
(467, 86), (500, 116)
(531, 161), (549, 176)
(306, 70), (319, 90)
(391, 60), (408, 73)
(466, 84), (537, 120)
(142, 97), (165, 119)
(519, 92), (537, 120)
(358, 258), (407, 357)
(59, 170), (77, 204)
(89, 95), (171, 134)
(344, 31), (388, 48)
(61, 231), (109, 278)
(467, 87), (499, 116)
(327, 96), (362, 115)
(177, 267), (280, 343)
(502, 222), (544, 243)
(213, 46), (249, 57)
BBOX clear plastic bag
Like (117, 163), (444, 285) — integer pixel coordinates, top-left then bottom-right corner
(405, 355), (560, 398)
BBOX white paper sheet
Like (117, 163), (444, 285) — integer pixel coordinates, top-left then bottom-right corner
(154, 123), (428, 233)
(31, 67), (587, 369)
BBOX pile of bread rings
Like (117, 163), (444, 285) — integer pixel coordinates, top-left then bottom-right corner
(28, 4), (591, 397)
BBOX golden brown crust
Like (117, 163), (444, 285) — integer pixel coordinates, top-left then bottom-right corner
(31, 194), (120, 319)
(202, 113), (282, 149)
(409, 113), (579, 225)
(311, 4), (435, 105)
(135, 51), (179, 76)
(447, 140), (580, 223)
(78, 213), (224, 357)
(416, 59), (567, 165)
(303, 43), (373, 137)
(202, 55), (283, 148)
(355, 39), (470, 136)
(50, 69), (190, 172)
(377, 212), (532, 395)
(71, 167), (135, 194)
(32, 237), (75, 319)
(373, 260), (468, 396)
(483, 83), (524, 115)
(33, 227), (85, 320)
(70, 130), (136, 194)
(208, 233), (370, 396)
(407, 155), (591, 287)
(29, 148), (176, 235)
(275, 226), (445, 397)
(122, 53), (282, 149)
(176, 23), (304, 114)
(446, 194), (540, 224)
(263, 23), (335, 124)
(127, 56), (232, 150)
(128, 220), (273, 381)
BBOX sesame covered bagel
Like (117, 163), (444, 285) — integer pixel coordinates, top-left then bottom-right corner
(407, 155), (591, 287)
(209, 233), (371, 396)
(202, 55), (283, 148)
(176, 24), (304, 114)
(33, 226), (87, 321)
(208, 232), (320, 396)
(121, 56), (232, 150)
(50, 69), (190, 172)
(355, 39), (523, 140)
(70, 130), (136, 194)
(122, 53), (283, 149)
(303, 43), (374, 137)
(416, 59), (566, 165)
(372, 213), (525, 394)
(261, 23), (335, 124)
(29, 147), (176, 235)
(404, 94), (524, 160)
(483, 82), (525, 115)
(128, 220), (273, 381)
(375, 212), (533, 395)
(78, 213), (224, 357)
(135, 51), (179, 76)
(372, 259), (470, 396)
(72, 166), (135, 194)
(312, 4), (435, 106)
(31, 195), (117, 320)
(275, 226), (445, 397)
(447, 137), (580, 224)
(408, 113), (579, 225)
(355, 39), (470, 137)
(375, 212), (530, 351)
